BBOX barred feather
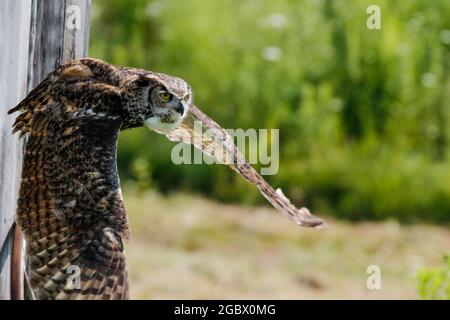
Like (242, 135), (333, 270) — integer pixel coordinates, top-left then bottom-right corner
(9, 57), (326, 300)
(9, 58), (130, 300)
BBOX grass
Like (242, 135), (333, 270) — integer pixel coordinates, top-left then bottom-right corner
(123, 187), (450, 299)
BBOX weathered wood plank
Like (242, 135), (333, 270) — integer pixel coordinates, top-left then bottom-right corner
(63, 0), (92, 61)
(0, 0), (91, 300)
(29, 0), (92, 87)
(28, 0), (66, 87)
(0, 0), (32, 300)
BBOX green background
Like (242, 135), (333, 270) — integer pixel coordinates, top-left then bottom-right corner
(90, 0), (450, 223)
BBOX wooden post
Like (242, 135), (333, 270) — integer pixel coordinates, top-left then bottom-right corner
(0, 0), (32, 300)
(0, 0), (91, 300)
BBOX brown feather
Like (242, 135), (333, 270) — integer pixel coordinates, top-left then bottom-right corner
(9, 59), (130, 300)
(9, 57), (326, 300)
(165, 106), (328, 229)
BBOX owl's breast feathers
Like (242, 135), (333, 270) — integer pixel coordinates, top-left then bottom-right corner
(8, 58), (132, 300)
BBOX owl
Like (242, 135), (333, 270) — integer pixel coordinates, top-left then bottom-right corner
(9, 58), (326, 300)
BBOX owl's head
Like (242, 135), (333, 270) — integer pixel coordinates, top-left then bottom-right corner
(143, 72), (192, 133)
(120, 69), (192, 132)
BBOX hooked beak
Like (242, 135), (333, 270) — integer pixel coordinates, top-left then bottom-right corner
(174, 101), (184, 115)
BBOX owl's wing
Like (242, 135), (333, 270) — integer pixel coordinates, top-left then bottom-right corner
(163, 105), (328, 229)
(9, 59), (130, 300)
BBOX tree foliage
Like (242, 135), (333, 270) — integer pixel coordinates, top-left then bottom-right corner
(90, 0), (450, 222)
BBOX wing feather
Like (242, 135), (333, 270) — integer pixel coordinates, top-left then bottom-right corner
(165, 106), (328, 229)
(9, 58), (130, 300)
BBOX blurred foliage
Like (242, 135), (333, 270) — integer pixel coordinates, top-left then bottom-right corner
(417, 255), (450, 299)
(90, 0), (450, 222)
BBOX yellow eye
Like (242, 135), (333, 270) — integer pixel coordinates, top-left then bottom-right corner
(159, 92), (172, 102)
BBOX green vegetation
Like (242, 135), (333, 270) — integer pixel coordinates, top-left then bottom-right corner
(90, 0), (450, 222)
(417, 255), (450, 299)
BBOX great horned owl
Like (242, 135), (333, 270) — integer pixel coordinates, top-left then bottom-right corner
(9, 58), (326, 300)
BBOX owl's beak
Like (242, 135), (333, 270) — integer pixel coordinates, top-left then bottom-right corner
(175, 101), (184, 115)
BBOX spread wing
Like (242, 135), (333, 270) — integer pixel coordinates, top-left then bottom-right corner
(161, 105), (328, 229)
(9, 58), (130, 300)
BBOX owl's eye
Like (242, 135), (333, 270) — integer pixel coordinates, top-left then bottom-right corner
(159, 92), (173, 102)
(183, 94), (191, 102)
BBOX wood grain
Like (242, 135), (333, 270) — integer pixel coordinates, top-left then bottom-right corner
(0, 0), (32, 300)
(0, 0), (91, 300)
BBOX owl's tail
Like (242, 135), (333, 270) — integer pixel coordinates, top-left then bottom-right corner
(29, 228), (129, 300)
